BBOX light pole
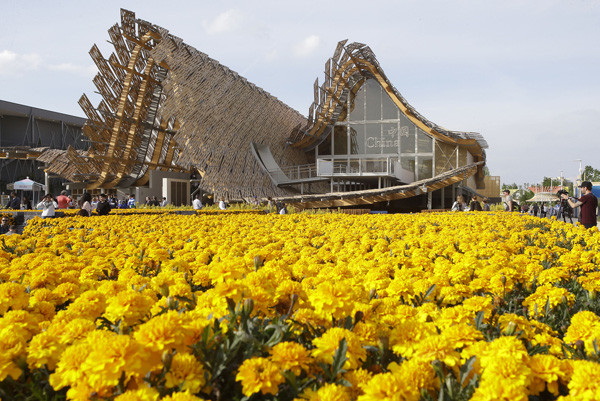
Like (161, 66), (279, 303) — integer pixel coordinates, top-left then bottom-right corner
(574, 159), (583, 182)
(560, 171), (564, 190)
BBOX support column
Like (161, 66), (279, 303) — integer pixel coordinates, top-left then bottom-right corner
(44, 170), (50, 194)
(440, 186), (445, 209)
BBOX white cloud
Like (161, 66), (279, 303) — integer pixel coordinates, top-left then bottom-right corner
(203, 9), (245, 35)
(0, 50), (41, 76)
(293, 35), (320, 58)
(48, 63), (97, 78)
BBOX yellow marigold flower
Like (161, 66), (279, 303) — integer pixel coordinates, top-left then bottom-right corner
(523, 285), (574, 317)
(292, 308), (331, 329)
(104, 290), (155, 327)
(0, 282), (29, 314)
(343, 368), (372, 399)
(236, 357), (284, 396)
(356, 368), (421, 401)
(0, 310), (39, 340)
(97, 280), (128, 298)
(310, 383), (351, 401)
(308, 280), (358, 321)
(134, 310), (189, 356)
(160, 392), (207, 401)
(208, 259), (247, 284)
(29, 288), (59, 306)
(49, 341), (90, 392)
(389, 359), (437, 398)
(352, 321), (379, 347)
(389, 319), (436, 359)
(52, 282), (81, 305)
(528, 354), (563, 396)
(564, 310), (600, 353)
(27, 330), (63, 370)
(80, 333), (150, 392)
(411, 334), (460, 367)
(0, 327), (26, 381)
(29, 300), (56, 323)
(211, 281), (244, 305)
(57, 318), (97, 345)
(65, 290), (107, 321)
(28, 265), (62, 290)
(113, 386), (159, 401)
(312, 327), (366, 370)
(441, 323), (483, 349)
(164, 352), (206, 393)
(270, 341), (312, 375)
(471, 357), (532, 401)
(558, 360), (600, 401)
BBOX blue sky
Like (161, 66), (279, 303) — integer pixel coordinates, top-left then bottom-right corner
(1, 0), (599, 186)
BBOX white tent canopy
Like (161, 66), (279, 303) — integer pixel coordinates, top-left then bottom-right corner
(526, 192), (559, 203)
(7, 177), (47, 206)
(10, 177), (46, 191)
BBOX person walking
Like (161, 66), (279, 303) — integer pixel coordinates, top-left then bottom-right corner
(562, 181), (598, 229)
(127, 195), (136, 209)
(78, 192), (93, 217)
(192, 194), (203, 210)
(96, 193), (112, 216)
(7, 192), (21, 209)
(56, 190), (70, 209)
(502, 190), (514, 212)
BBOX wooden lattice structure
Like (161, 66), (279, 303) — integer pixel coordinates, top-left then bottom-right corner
(146, 32), (322, 199)
(46, 10), (185, 190)
(46, 9), (319, 198)
(288, 40), (488, 186)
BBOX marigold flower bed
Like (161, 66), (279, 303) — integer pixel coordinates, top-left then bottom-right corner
(1, 212), (600, 400)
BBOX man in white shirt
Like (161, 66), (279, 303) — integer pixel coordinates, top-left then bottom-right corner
(192, 194), (203, 210)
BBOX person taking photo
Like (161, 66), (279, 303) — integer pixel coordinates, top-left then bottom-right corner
(561, 181), (598, 229)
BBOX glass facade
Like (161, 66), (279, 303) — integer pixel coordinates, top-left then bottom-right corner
(321, 78), (435, 181)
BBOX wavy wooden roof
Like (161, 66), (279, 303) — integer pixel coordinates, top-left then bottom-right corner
(288, 40), (487, 179)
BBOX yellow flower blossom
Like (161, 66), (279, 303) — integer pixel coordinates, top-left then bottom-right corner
(236, 357), (284, 396)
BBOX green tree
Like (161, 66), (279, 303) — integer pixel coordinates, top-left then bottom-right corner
(502, 183), (518, 190)
(582, 165), (600, 181)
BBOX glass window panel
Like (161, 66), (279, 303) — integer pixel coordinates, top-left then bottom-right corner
(401, 156), (415, 172)
(349, 85), (366, 121)
(364, 124), (382, 154)
(417, 156), (433, 180)
(318, 134), (332, 156)
(382, 90), (398, 119)
(350, 124), (366, 153)
(400, 114), (416, 153)
(365, 80), (381, 121)
(333, 126), (348, 155)
(381, 122), (400, 154)
(349, 126), (360, 154)
(417, 129), (433, 153)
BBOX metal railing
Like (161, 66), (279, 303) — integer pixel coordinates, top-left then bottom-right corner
(317, 157), (398, 176)
(279, 163), (319, 180)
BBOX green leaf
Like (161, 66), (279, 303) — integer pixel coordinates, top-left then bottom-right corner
(331, 338), (348, 379)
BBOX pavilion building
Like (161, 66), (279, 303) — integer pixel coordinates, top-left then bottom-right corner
(37, 9), (489, 210)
